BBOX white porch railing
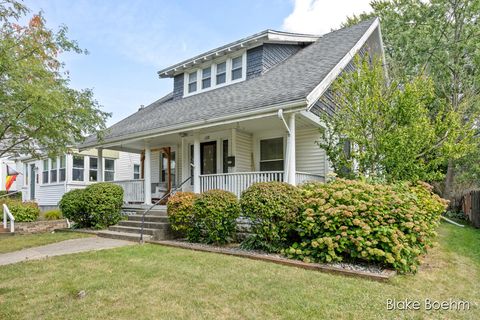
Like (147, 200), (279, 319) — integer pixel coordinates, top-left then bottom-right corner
(295, 172), (325, 185)
(200, 171), (284, 198)
(111, 179), (145, 203)
(3, 203), (15, 233)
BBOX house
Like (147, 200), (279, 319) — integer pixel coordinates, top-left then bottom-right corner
(1, 158), (18, 192)
(14, 149), (140, 211)
(80, 18), (385, 205)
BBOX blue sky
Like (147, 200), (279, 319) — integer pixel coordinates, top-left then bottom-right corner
(23, 0), (371, 126)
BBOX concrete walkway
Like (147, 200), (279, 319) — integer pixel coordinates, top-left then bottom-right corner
(0, 237), (134, 266)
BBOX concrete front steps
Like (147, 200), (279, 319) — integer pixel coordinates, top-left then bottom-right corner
(97, 205), (176, 242)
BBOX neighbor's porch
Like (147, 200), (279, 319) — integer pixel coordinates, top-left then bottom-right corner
(100, 111), (327, 203)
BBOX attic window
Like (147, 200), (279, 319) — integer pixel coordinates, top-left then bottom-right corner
(202, 67), (211, 89)
(231, 56), (243, 80)
(188, 71), (197, 93)
(216, 62), (226, 85)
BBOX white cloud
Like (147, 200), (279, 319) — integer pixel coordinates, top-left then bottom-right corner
(282, 0), (372, 35)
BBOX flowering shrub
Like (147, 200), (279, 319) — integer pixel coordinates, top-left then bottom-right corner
(240, 181), (302, 252)
(167, 192), (197, 235)
(193, 189), (240, 244)
(284, 179), (448, 273)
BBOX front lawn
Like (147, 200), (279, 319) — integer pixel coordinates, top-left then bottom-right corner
(0, 222), (478, 319)
(0, 232), (92, 254)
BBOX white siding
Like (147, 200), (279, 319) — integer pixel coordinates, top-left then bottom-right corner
(115, 152), (141, 181)
(296, 128), (327, 176)
(151, 151), (160, 184)
(235, 130), (253, 172)
(35, 183), (67, 206)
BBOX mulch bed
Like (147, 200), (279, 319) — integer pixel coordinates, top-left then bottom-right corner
(147, 239), (396, 282)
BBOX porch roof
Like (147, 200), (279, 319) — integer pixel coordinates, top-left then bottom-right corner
(80, 19), (378, 150)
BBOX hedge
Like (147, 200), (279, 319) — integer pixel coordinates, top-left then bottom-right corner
(240, 181), (302, 252)
(59, 189), (89, 227)
(0, 199), (39, 222)
(284, 179), (448, 273)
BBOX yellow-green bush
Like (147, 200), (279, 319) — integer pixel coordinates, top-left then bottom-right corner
(44, 209), (63, 220)
(0, 199), (39, 222)
(284, 179), (448, 273)
(167, 192), (197, 235)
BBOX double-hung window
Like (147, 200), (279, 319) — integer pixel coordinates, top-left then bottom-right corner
(59, 156), (66, 182)
(188, 71), (197, 93)
(216, 61), (226, 85)
(42, 160), (49, 184)
(259, 138), (284, 171)
(133, 164), (140, 180)
(89, 157), (98, 181)
(50, 158), (57, 183)
(202, 67), (211, 89)
(231, 56), (243, 80)
(104, 159), (115, 181)
(72, 156), (84, 181)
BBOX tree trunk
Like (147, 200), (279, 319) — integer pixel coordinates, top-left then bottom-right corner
(443, 159), (456, 208)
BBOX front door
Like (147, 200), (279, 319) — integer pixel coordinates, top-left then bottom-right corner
(201, 141), (217, 174)
(30, 164), (35, 200)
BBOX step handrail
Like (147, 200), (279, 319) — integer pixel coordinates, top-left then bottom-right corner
(139, 176), (192, 242)
(2, 204), (15, 233)
(0, 190), (21, 199)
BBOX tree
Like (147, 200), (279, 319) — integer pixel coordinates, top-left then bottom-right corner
(342, 0), (480, 200)
(319, 57), (474, 182)
(0, 0), (109, 158)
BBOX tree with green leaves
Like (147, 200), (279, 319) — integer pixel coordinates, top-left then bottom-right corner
(0, 0), (109, 158)
(342, 0), (480, 201)
(319, 57), (475, 183)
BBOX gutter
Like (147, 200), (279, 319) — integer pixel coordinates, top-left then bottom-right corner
(79, 99), (307, 150)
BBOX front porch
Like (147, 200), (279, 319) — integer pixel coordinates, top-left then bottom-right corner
(100, 111), (328, 203)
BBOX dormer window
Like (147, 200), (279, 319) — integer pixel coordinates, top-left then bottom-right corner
(202, 67), (211, 89)
(231, 56), (243, 80)
(216, 62), (226, 85)
(188, 71), (197, 93)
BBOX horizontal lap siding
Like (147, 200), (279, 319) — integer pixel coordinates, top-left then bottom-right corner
(236, 131), (253, 172)
(151, 151), (160, 184)
(176, 145), (182, 185)
(36, 184), (67, 206)
(115, 152), (140, 181)
(296, 128), (326, 176)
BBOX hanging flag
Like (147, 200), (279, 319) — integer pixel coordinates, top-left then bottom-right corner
(5, 165), (19, 192)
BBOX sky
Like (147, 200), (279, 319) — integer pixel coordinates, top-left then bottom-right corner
(23, 0), (372, 126)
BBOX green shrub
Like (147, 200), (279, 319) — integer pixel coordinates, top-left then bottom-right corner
(167, 192), (197, 234)
(44, 209), (63, 220)
(0, 199), (39, 222)
(59, 189), (89, 227)
(0, 190), (22, 200)
(82, 183), (124, 229)
(240, 181), (302, 252)
(192, 189), (240, 244)
(284, 179), (448, 273)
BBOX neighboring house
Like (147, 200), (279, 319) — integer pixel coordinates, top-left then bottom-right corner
(15, 150), (140, 210)
(1, 158), (17, 192)
(80, 18), (385, 204)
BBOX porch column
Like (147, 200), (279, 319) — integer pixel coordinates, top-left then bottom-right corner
(193, 134), (201, 193)
(144, 145), (152, 204)
(97, 148), (103, 182)
(287, 113), (296, 185)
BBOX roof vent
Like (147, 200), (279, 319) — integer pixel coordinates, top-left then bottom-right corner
(138, 104), (145, 111)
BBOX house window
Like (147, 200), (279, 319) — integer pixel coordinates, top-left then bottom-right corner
(42, 159), (49, 184)
(72, 155), (84, 181)
(216, 61), (226, 85)
(50, 158), (57, 183)
(59, 155), (66, 182)
(231, 56), (243, 80)
(104, 159), (115, 181)
(160, 152), (176, 185)
(259, 137), (284, 171)
(133, 164), (140, 180)
(202, 67), (211, 89)
(89, 157), (98, 181)
(188, 71), (197, 93)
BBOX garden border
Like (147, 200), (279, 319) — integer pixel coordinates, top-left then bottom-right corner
(147, 239), (396, 282)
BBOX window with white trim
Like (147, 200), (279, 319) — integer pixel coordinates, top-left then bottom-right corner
(216, 61), (226, 85)
(42, 159), (49, 184)
(231, 56), (243, 80)
(104, 159), (115, 181)
(188, 71), (197, 93)
(259, 137), (284, 171)
(72, 155), (84, 181)
(133, 164), (140, 180)
(89, 157), (98, 181)
(59, 155), (66, 182)
(50, 157), (57, 183)
(202, 67), (211, 89)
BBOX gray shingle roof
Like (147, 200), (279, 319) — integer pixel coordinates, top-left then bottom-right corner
(82, 19), (376, 148)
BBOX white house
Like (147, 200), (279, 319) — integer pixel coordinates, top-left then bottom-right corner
(79, 19), (384, 205)
(15, 149), (140, 210)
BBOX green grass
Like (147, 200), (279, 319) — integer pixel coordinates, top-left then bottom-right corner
(0, 232), (92, 254)
(0, 223), (478, 320)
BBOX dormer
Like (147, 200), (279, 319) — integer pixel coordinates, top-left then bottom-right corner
(158, 30), (320, 100)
